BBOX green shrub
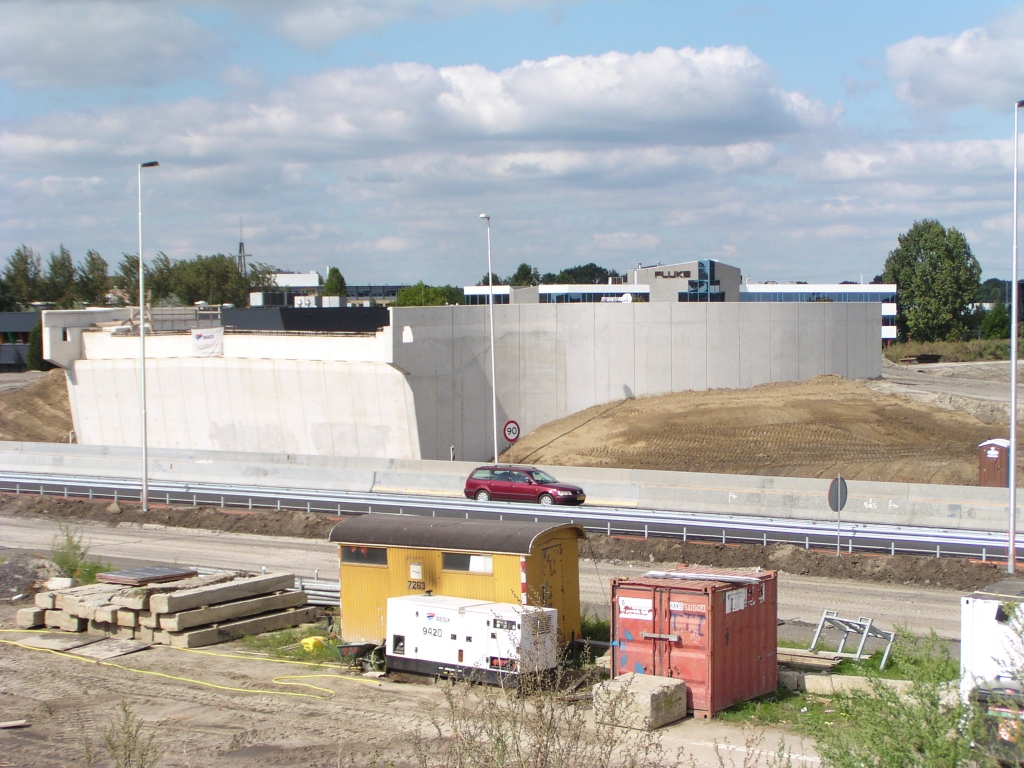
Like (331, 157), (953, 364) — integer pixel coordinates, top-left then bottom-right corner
(50, 524), (111, 584)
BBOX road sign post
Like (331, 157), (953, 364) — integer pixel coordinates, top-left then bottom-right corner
(503, 420), (520, 464)
(828, 475), (848, 555)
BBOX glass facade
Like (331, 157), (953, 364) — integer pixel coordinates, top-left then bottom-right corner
(740, 291), (896, 303)
(539, 291), (649, 303)
(465, 293), (510, 305)
(679, 260), (723, 302)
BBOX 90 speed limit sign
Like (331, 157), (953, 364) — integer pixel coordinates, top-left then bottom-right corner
(503, 420), (521, 443)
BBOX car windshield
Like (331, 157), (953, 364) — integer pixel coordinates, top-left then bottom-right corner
(531, 470), (557, 484)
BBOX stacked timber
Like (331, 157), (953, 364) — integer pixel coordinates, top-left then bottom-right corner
(16, 572), (315, 648)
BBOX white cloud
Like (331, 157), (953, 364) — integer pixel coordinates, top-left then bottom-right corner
(593, 232), (660, 251)
(886, 9), (1024, 111)
(0, 1), (217, 88)
(374, 236), (409, 252)
(272, 1), (554, 49)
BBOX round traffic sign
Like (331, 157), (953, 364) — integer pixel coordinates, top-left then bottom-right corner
(503, 420), (521, 443)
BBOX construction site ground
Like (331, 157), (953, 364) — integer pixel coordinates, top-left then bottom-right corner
(503, 362), (1023, 485)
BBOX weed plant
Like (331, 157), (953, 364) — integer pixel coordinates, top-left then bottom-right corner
(50, 524), (111, 584)
(241, 618), (348, 665)
(83, 702), (162, 768)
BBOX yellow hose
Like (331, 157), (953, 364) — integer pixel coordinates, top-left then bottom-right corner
(0, 632), (382, 699)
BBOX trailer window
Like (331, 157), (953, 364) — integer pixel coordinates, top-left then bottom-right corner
(442, 553), (493, 574)
(341, 546), (388, 566)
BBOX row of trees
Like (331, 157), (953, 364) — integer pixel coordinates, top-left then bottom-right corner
(1, 245), (279, 310)
(480, 261), (621, 287)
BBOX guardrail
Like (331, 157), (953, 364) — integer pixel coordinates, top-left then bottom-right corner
(0, 470), (1014, 562)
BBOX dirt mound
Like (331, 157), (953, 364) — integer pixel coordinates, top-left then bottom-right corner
(583, 535), (1004, 592)
(505, 375), (1006, 485)
(0, 495), (341, 539)
(0, 369), (73, 442)
(0, 553), (63, 602)
(2, 496), (1003, 591)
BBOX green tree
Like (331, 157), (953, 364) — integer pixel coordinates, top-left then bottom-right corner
(476, 272), (505, 286)
(980, 302), (1011, 339)
(554, 262), (621, 284)
(395, 282), (464, 306)
(0, 278), (16, 312)
(76, 250), (110, 306)
(4, 246), (43, 306)
(172, 254), (252, 306)
(111, 254), (145, 305)
(44, 245), (77, 308)
(323, 267), (347, 297)
(247, 262), (277, 294)
(507, 263), (540, 286)
(977, 277), (1010, 305)
(25, 321), (54, 371)
(881, 220), (981, 342)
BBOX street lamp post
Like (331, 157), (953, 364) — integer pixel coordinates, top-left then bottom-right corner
(138, 160), (159, 513)
(1011, 103), (1024, 573)
(480, 214), (499, 465)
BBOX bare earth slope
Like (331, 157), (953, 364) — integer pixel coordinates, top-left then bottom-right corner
(505, 374), (1006, 485)
(0, 369), (72, 442)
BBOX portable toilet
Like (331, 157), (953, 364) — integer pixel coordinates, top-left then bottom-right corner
(979, 439), (1011, 488)
(329, 515), (584, 644)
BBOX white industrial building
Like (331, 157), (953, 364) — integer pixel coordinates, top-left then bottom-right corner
(465, 260), (897, 340)
(43, 300), (881, 462)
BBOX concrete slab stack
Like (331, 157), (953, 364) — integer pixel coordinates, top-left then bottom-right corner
(17, 572), (314, 648)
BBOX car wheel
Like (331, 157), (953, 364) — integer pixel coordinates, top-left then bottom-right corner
(475, 489), (491, 502)
(539, 493), (554, 506)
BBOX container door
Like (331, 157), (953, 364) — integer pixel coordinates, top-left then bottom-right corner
(665, 590), (710, 714)
(612, 585), (658, 676)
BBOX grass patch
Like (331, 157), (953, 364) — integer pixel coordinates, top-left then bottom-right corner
(717, 688), (831, 734)
(50, 524), (112, 585)
(241, 620), (342, 665)
(884, 338), (1011, 363)
(580, 611), (610, 643)
(805, 629), (958, 682)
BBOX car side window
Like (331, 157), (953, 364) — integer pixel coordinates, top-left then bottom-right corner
(493, 470), (511, 482)
(510, 471), (530, 483)
(471, 469), (491, 480)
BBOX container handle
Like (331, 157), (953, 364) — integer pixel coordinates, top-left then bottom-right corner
(640, 632), (680, 642)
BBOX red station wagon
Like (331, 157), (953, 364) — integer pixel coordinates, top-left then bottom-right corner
(464, 465), (586, 505)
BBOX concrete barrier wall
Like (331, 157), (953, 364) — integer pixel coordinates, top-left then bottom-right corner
(66, 358), (420, 459)
(1, 442), (1014, 534)
(391, 302), (881, 461)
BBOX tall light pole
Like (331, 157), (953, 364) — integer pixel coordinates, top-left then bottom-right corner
(138, 160), (159, 513)
(1011, 103), (1024, 573)
(480, 214), (499, 465)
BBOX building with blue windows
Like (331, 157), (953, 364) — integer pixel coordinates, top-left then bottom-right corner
(463, 260), (896, 341)
(740, 282), (897, 340)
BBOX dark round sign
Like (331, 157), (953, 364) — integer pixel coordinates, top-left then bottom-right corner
(828, 476), (848, 513)
(503, 420), (521, 443)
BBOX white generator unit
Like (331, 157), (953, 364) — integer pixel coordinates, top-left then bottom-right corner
(385, 595), (558, 683)
(961, 579), (1024, 698)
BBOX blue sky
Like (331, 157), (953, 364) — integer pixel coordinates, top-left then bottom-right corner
(2, 0), (1023, 287)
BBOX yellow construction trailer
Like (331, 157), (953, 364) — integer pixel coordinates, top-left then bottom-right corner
(328, 515), (585, 644)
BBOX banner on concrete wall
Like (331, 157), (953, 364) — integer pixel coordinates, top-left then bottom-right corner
(190, 327), (224, 357)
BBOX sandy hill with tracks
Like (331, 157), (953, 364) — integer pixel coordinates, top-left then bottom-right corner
(0, 368), (1009, 485)
(501, 374), (1007, 486)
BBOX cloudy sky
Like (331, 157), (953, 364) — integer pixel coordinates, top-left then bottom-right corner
(1, 1), (1023, 285)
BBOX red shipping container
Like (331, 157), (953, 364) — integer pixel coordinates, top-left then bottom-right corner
(611, 566), (777, 718)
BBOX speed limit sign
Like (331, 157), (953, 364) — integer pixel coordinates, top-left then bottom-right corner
(503, 420), (521, 443)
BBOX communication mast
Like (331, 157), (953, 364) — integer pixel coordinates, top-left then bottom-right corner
(236, 216), (249, 277)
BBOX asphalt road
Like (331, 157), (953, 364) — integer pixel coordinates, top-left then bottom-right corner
(1, 513), (963, 639)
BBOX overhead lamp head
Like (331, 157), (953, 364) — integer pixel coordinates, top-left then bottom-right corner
(479, 213), (489, 220)
(140, 161), (159, 168)
(1017, 100), (1024, 109)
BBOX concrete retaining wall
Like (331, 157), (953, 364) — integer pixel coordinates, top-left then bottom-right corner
(1, 442), (1015, 534)
(391, 302), (881, 462)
